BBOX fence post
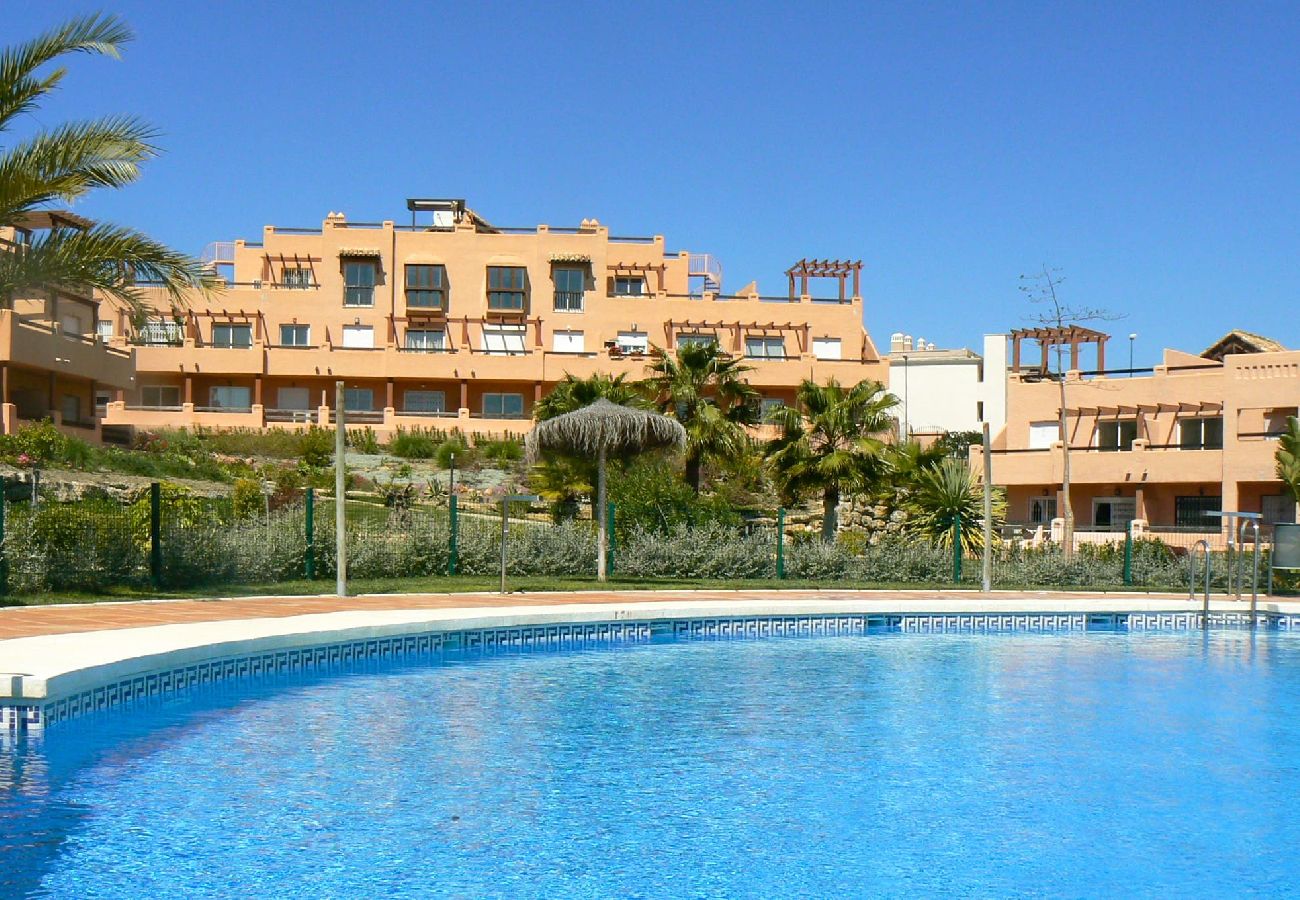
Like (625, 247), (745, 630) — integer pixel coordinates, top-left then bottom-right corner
(952, 518), (962, 583)
(304, 487), (315, 579)
(0, 492), (7, 597)
(448, 495), (459, 575)
(149, 481), (162, 588)
(606, 501), (616, 576)
(776, 507), (786, 579)
(1123, 528), (1133, 586)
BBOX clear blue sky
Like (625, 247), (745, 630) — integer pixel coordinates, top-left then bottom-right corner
(11, 2), (1300, 362)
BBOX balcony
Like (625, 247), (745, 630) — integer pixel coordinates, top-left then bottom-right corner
(133, 340), (264, 376)
(0, 312), (134, 388)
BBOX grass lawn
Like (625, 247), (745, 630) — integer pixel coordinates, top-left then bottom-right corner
(0, 575), (1194, 608)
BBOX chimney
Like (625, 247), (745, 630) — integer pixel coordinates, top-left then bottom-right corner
(903, 334), (914, 352)
(890, 332), (905, 352)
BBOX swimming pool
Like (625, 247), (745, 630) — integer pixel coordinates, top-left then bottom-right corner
(4, 627), (1300, 897)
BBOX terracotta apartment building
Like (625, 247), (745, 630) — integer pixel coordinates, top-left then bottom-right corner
(0, 213), (135, 439)
(97, 199), (885, 436)
(978, 327), (1298, 540)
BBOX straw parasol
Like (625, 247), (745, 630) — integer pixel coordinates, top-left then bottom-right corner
(526, 399), (686, 580)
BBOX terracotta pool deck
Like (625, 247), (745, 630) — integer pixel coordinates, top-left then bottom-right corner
(0, 589), (1196, 641)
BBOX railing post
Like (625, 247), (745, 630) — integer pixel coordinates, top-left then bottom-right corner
(606, 501), (616, 576)
(952, 518), (963, 583)
(304, 487), (315, 579)
(0, 490), (7, 597)
(1123, 528), (1133, 586)
(448, 495), (459, 575)
(149, 481), (162, 588)
(776, 507), (786, 579)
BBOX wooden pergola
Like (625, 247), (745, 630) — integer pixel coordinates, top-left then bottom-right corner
(785, 258), (863, 300)
(1009, 325), (1109, 374)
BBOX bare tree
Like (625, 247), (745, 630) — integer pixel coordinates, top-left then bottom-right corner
(1019, 266), (1122, 561)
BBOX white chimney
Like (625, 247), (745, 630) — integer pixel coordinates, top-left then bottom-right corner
(903, 334), (914, 352)
(890, 332), (904, 352)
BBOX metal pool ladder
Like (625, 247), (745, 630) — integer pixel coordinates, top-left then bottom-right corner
(1236, 518), (1262, 627)
(1188, 540), (1211, 629)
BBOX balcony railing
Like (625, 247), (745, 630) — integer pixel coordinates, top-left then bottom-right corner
(266, 408), (316, 423)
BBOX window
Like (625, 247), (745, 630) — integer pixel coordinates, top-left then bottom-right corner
(487, 266), (526, 310)
(1028, 496), (1057, 524)
(281, 267), (313, 288)
(141, 385), (181, 408)
(1175, 495), (1221, 531)
(405, 264), (447, 309)
(211, 323), (252, 348)
(1097, 419), (1138, 452)
(482, 323), (527, 354)
(341, 325), (373, 348)
(276, 387), (310, 410)
(1263, 494), (1297, 527)
(1028, 421), (1060, 449)
(1179, 416), (1223, 450)
(60, 314), (83, 336)
(1092, 498), (1136, 531)
(61, 394), (81, 423)
(279, 324), (311, 347)
(760, 398), (785, 420)
(977, 401), (984, 423)
(812, 338), (842, 360)
(676, 333), (716, 350)
(95, 320), (115, 341)
(344, 388), (374, 411)
(745, 336), (786, 359)
(405, 329), (447, 351)
(616, 331), (648, 354)
(483, 392), (524, 418)
(209, 385), (252, 409)
(553, 267), (585, 311)
(139, 319), (183, 345)
(344, 261), (376, 307)
(613, 276), (645, 296)
(403, 390), (446, 413)
(553, 331), (585, 354)
(95, 391), (111, 412)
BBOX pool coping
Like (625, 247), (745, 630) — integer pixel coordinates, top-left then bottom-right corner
(4, 592), (1299, 735)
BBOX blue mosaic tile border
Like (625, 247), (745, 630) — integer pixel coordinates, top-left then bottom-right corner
(4, 612), (1299, 736)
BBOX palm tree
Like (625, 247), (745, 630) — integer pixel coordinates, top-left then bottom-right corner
(644, 342), (759, 492)
(0, 14), (211, 317)
(534, 372), (649, 421)
(904, 458), (1006, 552)
(766, 378), (899, 541)
(1276, 415), (1300, 507)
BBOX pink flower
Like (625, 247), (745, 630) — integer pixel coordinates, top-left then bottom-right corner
(16, 453), (31, 466)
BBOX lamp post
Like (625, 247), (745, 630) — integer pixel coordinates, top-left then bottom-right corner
(1128, 333), (1137, 377)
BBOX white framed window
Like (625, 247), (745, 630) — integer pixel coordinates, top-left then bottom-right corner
(812, 337), (841, 360)
(1179, 416), (1223, 450)
(281, 267), (314, 288)
(616, 331), (648, 353)
(745, 336), (786, 359)
(212, 323), (253, 348)
(676, 333), (716, 350)
(1096, 420), (1137, 452)
(279, 324), (311, 346)
(141, 385), (181, 408)
(276, 387), (310, 410)
(1028, 496), (1057, 524)
(209, 385), (252, 409)
(341, 325), (374, 349)
(553, 331), (585, 354)
(613, 276), (645, 296)
(95, 320), (115, 341)
(405, 329), (447, 351)
(483, 392), (524, 418)
(483, 323), (527, 355)
(1028, 421), (1060, 450)
(344, 388), (374, 411)
(404, 390), (446, 413)
(1092, 497), (1136, 531)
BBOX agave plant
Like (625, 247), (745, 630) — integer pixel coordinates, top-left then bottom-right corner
(904, 458), (1006, 552)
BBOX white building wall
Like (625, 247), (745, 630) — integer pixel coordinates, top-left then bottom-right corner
(978, 333), (1008, 434)
(886, 333), (1011, 438)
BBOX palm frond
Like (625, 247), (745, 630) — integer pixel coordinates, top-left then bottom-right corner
(0, 13), (132, 131)
(1277, 416), (1300, 504)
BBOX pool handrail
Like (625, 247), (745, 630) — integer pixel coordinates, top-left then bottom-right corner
(1188, 539), (1211, 628)
(1238, 519), (1261, 626)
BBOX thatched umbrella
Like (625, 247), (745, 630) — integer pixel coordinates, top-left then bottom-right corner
(527, 398), (686, 580)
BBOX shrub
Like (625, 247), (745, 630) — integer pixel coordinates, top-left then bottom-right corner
(298, 427), (335, 467)
(435, 436), (472, 469)
(389, 427), (439, 459)
(479, 438), (524, 463)
(348, 427), (380, 455)
(232, 478), (264, 520)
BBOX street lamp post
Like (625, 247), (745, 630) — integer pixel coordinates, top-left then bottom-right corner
(1128, 333), (1137, 377)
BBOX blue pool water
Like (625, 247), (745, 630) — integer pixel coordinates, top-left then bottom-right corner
(4, 629), (1300, 898)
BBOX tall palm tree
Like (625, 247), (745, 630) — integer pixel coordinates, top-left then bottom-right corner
(766, 378), (899, 541)
(643, 342), (759, 492)
(0, 14), (211, 317)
